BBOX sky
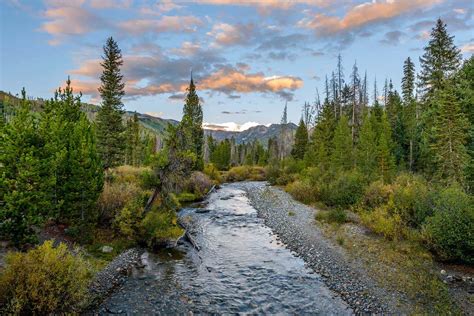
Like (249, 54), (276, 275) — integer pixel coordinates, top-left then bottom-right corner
(1, 0), (473, 131)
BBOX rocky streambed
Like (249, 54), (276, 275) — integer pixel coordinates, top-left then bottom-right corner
(94, 182), (355, 314)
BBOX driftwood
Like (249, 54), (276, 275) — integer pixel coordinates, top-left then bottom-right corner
(206, 184), (217, 197)
(178, 217), (200, 251)
(144, 187), (160, 213)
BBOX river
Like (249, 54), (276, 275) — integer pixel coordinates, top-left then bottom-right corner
(98, 183), (351, 315)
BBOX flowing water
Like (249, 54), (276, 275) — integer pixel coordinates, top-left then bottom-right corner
(99, 183), (351, 315)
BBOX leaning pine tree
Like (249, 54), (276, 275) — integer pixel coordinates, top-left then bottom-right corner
(179, 73), (204, 170)
(96, 37), (126, 169)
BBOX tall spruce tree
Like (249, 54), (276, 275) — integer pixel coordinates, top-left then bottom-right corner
(419, 19), (461, 97)
(377, 112), (396, 183)
(96, 37), (126, 169)
(331, 115), (353, 171)
(179, 74), (204, 169)
(291, 118), (308, 160)
(356, 112), (378, 180)
(402, 57), (418, 171)
(430, 84), (469, 185)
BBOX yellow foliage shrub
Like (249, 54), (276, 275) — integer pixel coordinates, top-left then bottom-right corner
(0, 240), (92, 314)
(285, 180), (318, 204)
(360, 206), (404, 241)
(97, 181), (143, 225)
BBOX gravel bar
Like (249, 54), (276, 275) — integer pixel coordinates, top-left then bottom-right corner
(238, 182), (400, 314)
(86, 248), (143, 309)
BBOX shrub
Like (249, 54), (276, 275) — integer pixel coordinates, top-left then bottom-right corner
(360, 180), (392, 210)
(176, 192), (200, 203)
(422, 186), (474, 263)
(97, 181), (142, 226)
(360, 206), (404, 241)
(322, 171), (365, 207)
(0, 241), (92, 314)
(265, 163), (281, 185)
(140, 209), (184, 250)
(392, 174), (432, 228)
(248, 166), (266, 181)
(185, 171), (213, 197)
(286, 180), (318, 204)
(225, 166), (266, 182)
(203, 163), (222, 184)
(113, 195), (146, 240)
(315, 208), (348, 224)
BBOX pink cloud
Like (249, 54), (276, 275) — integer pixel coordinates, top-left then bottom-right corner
(118, 16), (203, 35)
(298, 0), (442, 35)
(207, 22), (255, 46)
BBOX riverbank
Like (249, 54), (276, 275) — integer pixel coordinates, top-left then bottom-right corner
(240, 181), (471, 314)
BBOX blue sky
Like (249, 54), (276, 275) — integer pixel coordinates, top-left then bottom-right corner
(1, 0), (472, 130)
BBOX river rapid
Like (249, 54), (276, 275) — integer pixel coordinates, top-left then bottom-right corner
(98, 183), (351, 315)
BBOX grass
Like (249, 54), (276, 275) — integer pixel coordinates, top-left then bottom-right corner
(314, 208), (347, 224)
(85, 228), (136, 266)
(318, 221), (459, 314)
(288, 211), (296, 216)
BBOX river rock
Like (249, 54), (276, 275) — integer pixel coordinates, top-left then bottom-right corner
(102, 245), (114, 253)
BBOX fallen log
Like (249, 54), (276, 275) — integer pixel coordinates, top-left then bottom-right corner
(178, 217), (200, 251)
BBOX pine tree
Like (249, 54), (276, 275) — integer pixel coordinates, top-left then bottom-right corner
(430, 84), (469, 185)
(402, 57), (415, 104)
(125, 112), (141, 166)
(419, 19), (461, 97)
(331, 115), (353, 171)
(356, 112), (378, 180)
(402, 57), (418, 171)
(0, 89), (55, 245)
(291, 118), (308, 160)
(377, 112), (396, 183)
(305, 99), (336, 168)
(96, 37), (126, 169)
(41, 79), (104, 225)
(180, 74), (204, 169)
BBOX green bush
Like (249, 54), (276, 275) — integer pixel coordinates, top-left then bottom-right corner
(113, 195), (146, 240)
(360, 180), (392, 210)
(97, 181), (143, 226)
(265, 163), (281, 185)
(360, 206), (404, 241)
(225, 166), (251, 182)
(0, 241), (92, 314)
(392, 174), (432, 228)
(315, 208), (348, 224)
(203, 163), (222, 183)
(140, 209), (184, 250)
(422, 186), (474, 263)
(285, 180), (318, 204)
(322, 171), (365, 207)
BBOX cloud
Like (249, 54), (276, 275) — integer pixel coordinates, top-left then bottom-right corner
(197, 67), (303, 100)
(139, 0), (183, 14)
(461, 43), (474, 53)
(257, 33), (307, 50)
(207, 22), (256, 46)
(203, 121), (263, 132)
(118, 16), (203, 35)
(170, 42), (201, 56)
(89, 0), (132, 9)
(298, 0), (441, 35)
(194, 0), (334, 10)
(380, 30), (405, 45)
(40, 6), (106, 44)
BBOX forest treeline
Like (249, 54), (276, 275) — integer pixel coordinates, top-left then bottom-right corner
(202, 19), (473, 264)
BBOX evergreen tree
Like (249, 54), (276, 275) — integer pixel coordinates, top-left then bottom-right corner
(0, 90), (54, 245)
(180, 74), (204, 169)
(305, 99), (336, 168)
(96, 37), (126, 169)
(356, 112), (378, 180)
(402, 57), (418, 172)
(331, 115), (352, 171)
(125, 112), (141, 166)
(291, 118), (308, 160)
(430, 84), (469, 185)
(41, 79), (104, 225)
(453, 56), (474, 191)
(402, 57), (416, 104)
(377, 112), (396, 183)
(419, 19), (461, 97)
